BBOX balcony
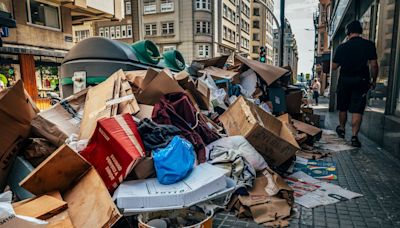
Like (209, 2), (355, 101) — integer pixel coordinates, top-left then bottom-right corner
(58, 0), (124, 24)
(161, 2), (174, 12)
(144, 4), (157, 14)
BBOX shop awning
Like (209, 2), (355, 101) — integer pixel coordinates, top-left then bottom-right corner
(0, 11), (16, 28)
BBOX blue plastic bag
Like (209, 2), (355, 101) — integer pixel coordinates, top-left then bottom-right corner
(152, 136), (195, 185)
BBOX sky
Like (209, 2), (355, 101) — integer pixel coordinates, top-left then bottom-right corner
(273, 0), (319, 75)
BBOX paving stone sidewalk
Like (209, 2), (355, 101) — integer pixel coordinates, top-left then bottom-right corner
(214, 109), (400, 228)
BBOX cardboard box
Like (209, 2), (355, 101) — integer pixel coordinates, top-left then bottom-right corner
(285, 90), (303, 115)
(176, 71), (210, 110)
(20, 145), (122, 227)
(113, 163), (235, 213)
(80, 114), (145, 193)
(292, 119), (322, 139)
(219, 96), (299, 166)
(80, 70), (139, 140)
(32, 89), (87, 147)
(0, 81), (38, 191)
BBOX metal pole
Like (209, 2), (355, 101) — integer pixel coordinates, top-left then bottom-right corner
(279, 0), (285, 67)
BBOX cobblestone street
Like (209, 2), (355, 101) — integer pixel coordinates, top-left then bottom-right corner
(214, 107), (400, 228)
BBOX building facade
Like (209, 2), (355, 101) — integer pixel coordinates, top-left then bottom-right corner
(273, 19), (298, 76)
(93, 0), (140, 44)
(213, 0), (252, 58)
(249, 0), (274, 64)
(0, 0), (122, 105)
(328, 0), (400, 157)
(122, 0), (213, 64)
(313, 0), (332, 95)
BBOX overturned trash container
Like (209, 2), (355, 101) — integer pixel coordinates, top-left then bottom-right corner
(60, 37), (148, 98)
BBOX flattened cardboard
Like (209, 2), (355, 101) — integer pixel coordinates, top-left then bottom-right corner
(31, 89), (87, 146)
(13, 194), (67, 220)
(234, 54), (289, 85)
(199, 66), (239, 81)
(193, 55), (229, 68)
(20, 145), (121, 227)
(0, 81), (38, 191)
(219, 96), (299, 166)
(292, 119), (322, 137)
(136, 69), (184, 105)
(79, 70), (123, 140)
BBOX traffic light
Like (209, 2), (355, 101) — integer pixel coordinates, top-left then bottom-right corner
(259, 46), (266, 63)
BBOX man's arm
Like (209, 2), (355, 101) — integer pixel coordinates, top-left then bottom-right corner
(369, 60), (379, 89)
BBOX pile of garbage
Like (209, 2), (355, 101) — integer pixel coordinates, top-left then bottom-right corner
(0, 54), (361, 228)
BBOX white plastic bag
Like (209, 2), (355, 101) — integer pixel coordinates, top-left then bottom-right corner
(206, 136), (269, 171)
(0, 191), (47, 227)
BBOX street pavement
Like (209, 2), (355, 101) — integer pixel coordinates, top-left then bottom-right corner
(214, 99), (400, 228)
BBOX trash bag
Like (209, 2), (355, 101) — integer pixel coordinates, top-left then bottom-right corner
(152, 136), (195, 185)
(152, 92), (220, 163)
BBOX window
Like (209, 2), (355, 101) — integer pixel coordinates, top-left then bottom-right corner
(75, 30), (90, 42)
(125, 1), (131, 15)
(223, 4), (227, 17)
(195, 0), (211, 10)
(116, 26), (121, 39)
(104, 27), (110, 38)
(223, 26), (227, 39)
(253, 8), (260, 16)
(253, 33), (260, 41)
(110, 27), (115, 39)
(121, 25), (127, 38)
(99, 27), (104, 37)
(198, 44), (210, 58)
(253, 46), (259, 54)
(144, 0), (156, 14)
(232, 12), (236, 23)
(145, 23), (157, 36)
(227, 8), (231, 21)
(196, 21), (211, 34)
(253, 20), (260, 29)
(127, 25), (132, 38)
(161, 22), (174, 35)
(163, 45), (176, 51)
(26, 0), (61, 30)
(161, 0), (174, 12)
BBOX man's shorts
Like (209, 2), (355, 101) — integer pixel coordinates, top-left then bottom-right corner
(336, 77), (369, 114)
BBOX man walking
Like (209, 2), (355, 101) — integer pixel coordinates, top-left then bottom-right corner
(311, 78), (321, 106)
(332, 20), (379, 147)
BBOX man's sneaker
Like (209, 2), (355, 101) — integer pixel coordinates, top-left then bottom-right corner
(336, 126), (345, 139)
(351, 136), (361, 148)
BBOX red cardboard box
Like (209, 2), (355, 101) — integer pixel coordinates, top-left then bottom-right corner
(80, 113), (145, 193)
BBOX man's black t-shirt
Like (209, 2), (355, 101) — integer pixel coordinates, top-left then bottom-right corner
(333, 36), (377, 79)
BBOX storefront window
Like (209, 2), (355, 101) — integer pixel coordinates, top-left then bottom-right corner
(364, 0), (396, 112)
(0, 64), (17, 90)
(35, 66), (59, 98)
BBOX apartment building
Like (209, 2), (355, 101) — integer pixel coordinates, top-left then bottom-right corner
(273, 19), (298, 76)
(213, 0), (251, 58)
(93, 0), (140, 44)
(124, 0), (212, 63)
(0, 0), (123, 102)
(250, 0), (274, 64)
(313, 0), (331, 95)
